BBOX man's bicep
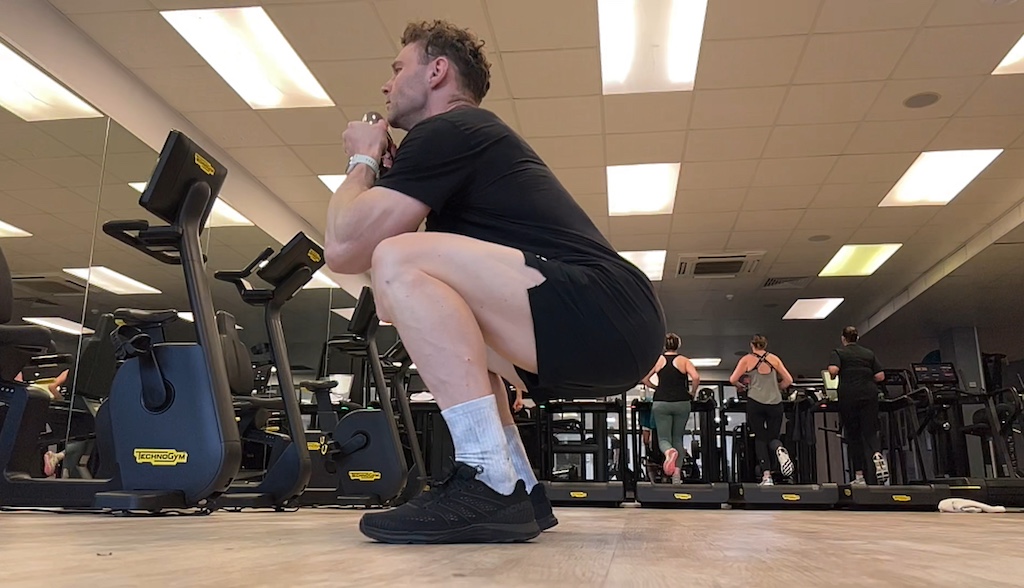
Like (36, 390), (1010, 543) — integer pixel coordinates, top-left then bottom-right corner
(326, 187), (429, 274)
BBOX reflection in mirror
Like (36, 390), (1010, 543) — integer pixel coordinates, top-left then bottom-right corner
(0, 40), (108, 479)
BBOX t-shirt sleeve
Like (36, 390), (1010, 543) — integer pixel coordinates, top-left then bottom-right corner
(375, 117), (473, 213)
(828, 348), (841, 368)
(871, 353), (884, 374)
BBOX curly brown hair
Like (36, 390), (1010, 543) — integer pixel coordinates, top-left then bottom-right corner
(400, 20), (491, 104)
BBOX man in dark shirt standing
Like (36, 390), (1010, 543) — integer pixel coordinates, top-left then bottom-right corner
(828, 326), (888, 486)
(324, 20), (664, 543)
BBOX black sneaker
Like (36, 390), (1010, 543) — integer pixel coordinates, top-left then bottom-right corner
(359, 462), (541, 544)
(529, 483), (558, 531)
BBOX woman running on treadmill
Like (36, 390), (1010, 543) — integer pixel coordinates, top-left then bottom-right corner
(828, 326), (888, 486)
(641, 333), (700, 484)
(730, 334), (794, 486)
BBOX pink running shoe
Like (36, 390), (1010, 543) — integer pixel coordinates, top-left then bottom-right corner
(663, 448), (679, 477)
(43, 451), (62, 478)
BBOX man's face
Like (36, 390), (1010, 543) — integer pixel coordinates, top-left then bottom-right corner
(382, 42), (430, 130)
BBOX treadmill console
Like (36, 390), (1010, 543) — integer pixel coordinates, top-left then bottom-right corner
(911, 363), (958, 386)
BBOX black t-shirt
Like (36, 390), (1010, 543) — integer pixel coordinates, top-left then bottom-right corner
(654, 354), (690, 403)
(375, 107), (641, 275)
(829, 343), (883, 398)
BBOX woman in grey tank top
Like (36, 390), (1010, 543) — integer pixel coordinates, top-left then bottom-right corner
(729, 334), (795, 486)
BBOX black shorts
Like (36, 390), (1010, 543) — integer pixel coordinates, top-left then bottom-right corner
(514, 252), (665, 405)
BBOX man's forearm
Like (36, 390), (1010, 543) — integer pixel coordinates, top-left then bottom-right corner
(325, 164), (377, 248)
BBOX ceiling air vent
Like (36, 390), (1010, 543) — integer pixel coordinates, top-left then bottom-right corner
(676, 251), (765, 279)
(12, 274), (87, 298)
(762, 276), (813, 290)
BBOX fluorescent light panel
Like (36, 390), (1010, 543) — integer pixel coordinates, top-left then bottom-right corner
(598, 0), (708, 95)
(994, 33), (1024, 75)
(691, 358), (721, 367)
(63, 266), (161, 295)
(331, 308), (354, 320)
(879, 150), (1003, 207)
(319, 175), (347, 192)
(303, 270), (340, 289)
(783, 298), (844, 321)
(0, 219), (32, 238)
(161, 7), (334, 110)
(607, 163), (679, 216)
(177, 311), (243, 329)
(619, 250), (667, 281)
(0, 42), (102, 121)
(23, 317), (94, 336)
(129, 183), (251, 227)
(819, 244), (903, 277)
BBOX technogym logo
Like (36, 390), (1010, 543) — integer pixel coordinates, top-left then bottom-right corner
(134, 448), (188, 466)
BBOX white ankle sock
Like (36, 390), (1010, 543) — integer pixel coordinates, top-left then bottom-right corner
(441, 396), (518, 495)
(504, 425), (538, 492)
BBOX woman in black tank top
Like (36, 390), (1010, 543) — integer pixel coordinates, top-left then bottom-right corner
(641, 333), (700, 484)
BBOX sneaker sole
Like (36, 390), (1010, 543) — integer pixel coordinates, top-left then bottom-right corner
(359, 519), (541, 544)
(776, 448), (794, 478)
(536, 513), (559, 532)
(663, 449), (678, 476)
(874, 454), (890, 485)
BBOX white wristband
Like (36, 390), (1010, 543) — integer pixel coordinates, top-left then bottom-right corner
(347, 154), (380, 177)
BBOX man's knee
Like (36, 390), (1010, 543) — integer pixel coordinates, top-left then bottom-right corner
(370, 235), (423, 321)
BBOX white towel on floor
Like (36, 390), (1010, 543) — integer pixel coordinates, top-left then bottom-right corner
(938, 498), (1006, 513)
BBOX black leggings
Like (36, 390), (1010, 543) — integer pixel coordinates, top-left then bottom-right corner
(839, 395), (881, 480)
(746, 400), (783, 477)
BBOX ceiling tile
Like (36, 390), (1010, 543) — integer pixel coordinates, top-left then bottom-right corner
(762, 124), (857, 158)
(590, 215), (609, 236)
(734, 209), (803, 232)
(694, 36), (805, 90)
(228, 147), (312, 177)
(929, 116), (1024, 150)
(675, 188), (747, 213)
(849, 225), (921, 243)
(826, 153), (918, 184)
(861, 207), (939, 229)
(609, 234), (670, 252)
(502, 49), (601, 99)
(553, 167), (606, 196)
(49, 0), (152, 12)
(101, 152), (160, 184)
(608, 216), (674, 235)
(812, 182), (892, 208)
(726, 230), (791, 250)
(814, 0), (933, 33)
(290, 145), (346, 174)
(926, 0), (1024, 26)
(133, 66), (249, 113)
(261, 176), (332, 203)
(865, 76), (985, 121)
(892, 23), (1024, 79)
(0, 162), (57, 191)
(573, 194), (608, 218)
(288, 201), (330, 232)
(96, 182), (143, 210)
(690, 87), (788, 129)
(485, 0), (598, 51)
(0, 125), (79, 160)
(670, 211), (737, 233)
(0, 191), (45, 215)
(480, 99), (519, 130)
(845, 119), (946, 154)
(530, 136), (605, 169)
(69, 11), (205, 69)
(684, 128), (771, 162)
(777, 82), (884, 125)
(374, 0), (495, 48)
(980, 149), (1024, 179)
(604, 93), (692, 134)
(703, 0), (820, 40)
(605, 132), (686, 166)
(679, 160), (758, 190)
(516, 97), (602, 137)
(668, 232), (730, 251)
(258, 109), (350, 146)
(794, 31), (914, 84)
(799, 207), (873, 229)
(186, 111), (284, 149)
(6, 188), (97, 213)
(309, 59), (393, 106)
(33, 119), (111, 157)
(266, 3), (395, 62)
(743, 185), (819, 210)
(959, 76), (1024, 118)
(753, 156), (837, 187)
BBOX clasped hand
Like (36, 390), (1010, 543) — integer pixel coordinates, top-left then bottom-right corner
(343, 118), (397, 168)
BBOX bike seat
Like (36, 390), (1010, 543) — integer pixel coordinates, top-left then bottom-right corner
(113, 308), (179, 326)
(300, 380), (338, 392)
(235, 396), (284, 410)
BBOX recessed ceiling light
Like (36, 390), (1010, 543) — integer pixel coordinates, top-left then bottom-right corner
(302, 270), (340, 289)
(318, 175), (347, 192)
(994, 32), (1024, 75)
(819, 244), (903, 277)
(63, 266), (161, 295)
(0, 42), (102, 121)
(129, 183), (251, 227)
(23, 317), (94, 336)
(161, 7), (334, 109)
(878, 150), (1003, 207)
(902, 92), (941, 109)
(783, 298), (844, 320)
(619, 250), (667, 281)
(607, 163), (679, 216)
(691, 357), (721, 367)
(177, 311), (242, 329)
(598, 0), (709, 94)
(0, 220), (32, 238)
(128, 181), (149, 193)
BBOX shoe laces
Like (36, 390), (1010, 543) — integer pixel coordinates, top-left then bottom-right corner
(413, 461), (480, 505)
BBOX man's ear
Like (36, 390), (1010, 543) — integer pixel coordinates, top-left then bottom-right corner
(428, 56), (451, 89)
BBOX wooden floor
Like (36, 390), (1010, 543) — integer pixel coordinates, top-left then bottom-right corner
(1, 506), (1021, 587)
